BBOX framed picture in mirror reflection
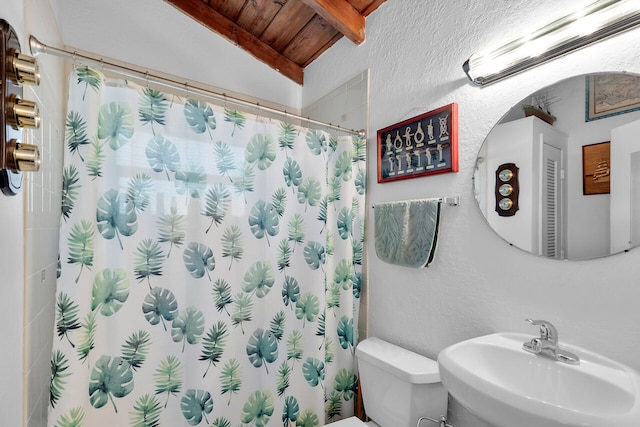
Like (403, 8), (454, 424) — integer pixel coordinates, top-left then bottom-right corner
(586, 74), (640, 121)
(582, 141), (610, 195)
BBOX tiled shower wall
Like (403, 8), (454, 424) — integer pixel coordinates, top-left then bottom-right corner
(303, 70), (370, 340)
(23, 1), (65, 425)
(303, 71), (369, 135)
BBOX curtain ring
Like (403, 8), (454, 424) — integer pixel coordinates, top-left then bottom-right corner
(184, 82), (189, 100)
(254, 102), (262, 122)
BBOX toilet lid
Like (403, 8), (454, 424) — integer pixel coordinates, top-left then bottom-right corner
(326, 417), (368, 426)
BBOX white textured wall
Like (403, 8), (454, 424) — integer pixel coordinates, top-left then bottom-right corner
(57, 0), (303, 109)
(304, 0), (640, 404)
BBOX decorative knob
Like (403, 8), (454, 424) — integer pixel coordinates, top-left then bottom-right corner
(8, 49), (40, 86)
(498, 197), (513, 210)
(6, 94), (40, 129)
(498, 183), (513, 196)
(5, 139), (40, 172)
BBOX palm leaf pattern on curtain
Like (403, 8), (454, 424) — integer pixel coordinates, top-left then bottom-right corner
(61, 165), (80, 221)
(67, 220), (94, 283)
(133, 239), (164, 288)
(96, 189), (138, 250)
(85, 136), (105, 179)
(127, 173), (154, 213)
(56, 292), (81, 347)
(97, 101), (134, 150)
(185, 99), (217, 139)
(120, 329), (152, 371)
(55, 406), (85, 427)
(221, 225), (243, 270)
(156, 205), (185, 258)
(75, 65), (102, 100)
(202, 183), (230, 233)
(223, 109), (246, 137)
(129, 394), (162, 427)
(146, 135), (180, 181)
(139, 87), (168, 136)
(213, 141), (236, 181)
(50, 350), (71, 408)
(200, 321), (228, 377)
(50, 67), (365, 427)
(65, 111), (90, 161)
(76, 311), (97, 364)
(278, 122), (298, 153)
(219, 358), (241, 404)
(88, 355), (135, 412)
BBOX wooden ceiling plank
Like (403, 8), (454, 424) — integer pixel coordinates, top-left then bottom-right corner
(209, 0), (246, 20)
(165, 0), (304, 84)
(236, 0), (283, 36)
(299, 0), (365, 45)
(261, 1), (316, 51)
(283, 15), (337, 65)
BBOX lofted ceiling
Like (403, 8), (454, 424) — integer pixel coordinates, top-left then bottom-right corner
(165, 0), (386, 85)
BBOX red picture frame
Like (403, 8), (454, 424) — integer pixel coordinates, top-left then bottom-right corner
(377, 103), (458, 183)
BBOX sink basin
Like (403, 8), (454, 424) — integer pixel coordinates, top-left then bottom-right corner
(437, 332), (640, 427)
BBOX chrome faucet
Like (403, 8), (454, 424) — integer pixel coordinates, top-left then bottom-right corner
(523, 319), (580, 365)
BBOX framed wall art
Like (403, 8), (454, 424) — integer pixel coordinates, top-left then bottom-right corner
(582, 141), (610, 195)
(377, 103), (458, 183)
(586, 74), (640, 121)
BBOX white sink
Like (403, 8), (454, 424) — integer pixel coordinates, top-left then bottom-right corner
(437, 332), (640, 427)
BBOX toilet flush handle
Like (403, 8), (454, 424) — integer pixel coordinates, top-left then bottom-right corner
(416, 415), (455, 427)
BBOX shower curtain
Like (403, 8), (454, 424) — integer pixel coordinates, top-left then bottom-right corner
(49, 67), (366, 427)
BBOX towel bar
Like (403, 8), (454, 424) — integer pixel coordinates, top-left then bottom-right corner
(440, 196), (460, 206)
(372, 196), (461, 208)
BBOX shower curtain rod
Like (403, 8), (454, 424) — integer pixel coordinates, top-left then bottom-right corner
(28, 36), (366, 138)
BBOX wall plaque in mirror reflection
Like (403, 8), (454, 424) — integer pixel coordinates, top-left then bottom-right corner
(495, 163), (520, 216)
(495, 163), (519, 216)
(474, 72), (640, 260)
(377, 103), (458, 183)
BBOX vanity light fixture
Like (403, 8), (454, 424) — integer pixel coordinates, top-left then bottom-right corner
(463, 0), (640, 86)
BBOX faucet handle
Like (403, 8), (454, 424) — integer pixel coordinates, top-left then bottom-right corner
(525, 318), (558, 343)
(530, 338), (542, 353)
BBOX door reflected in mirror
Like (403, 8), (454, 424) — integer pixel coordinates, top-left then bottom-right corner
(474, 72), (640, 260)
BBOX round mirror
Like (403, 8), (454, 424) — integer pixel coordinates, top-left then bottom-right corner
(474, 72), (640, 260)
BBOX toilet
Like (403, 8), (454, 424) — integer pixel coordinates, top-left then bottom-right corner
(327, 337), (448, 427)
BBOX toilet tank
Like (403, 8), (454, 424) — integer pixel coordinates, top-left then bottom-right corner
(356, 337), (447, 427)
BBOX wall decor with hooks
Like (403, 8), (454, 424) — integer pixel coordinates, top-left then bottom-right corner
(1, 19), (41, 196)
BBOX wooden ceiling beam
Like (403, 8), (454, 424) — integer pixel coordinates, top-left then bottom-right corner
(165, 0), (304, 85)
(360, 0), (386, 16)
(299, 0), (365, 45)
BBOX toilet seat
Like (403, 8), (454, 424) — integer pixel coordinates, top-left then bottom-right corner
(325, 417), (379, 426)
